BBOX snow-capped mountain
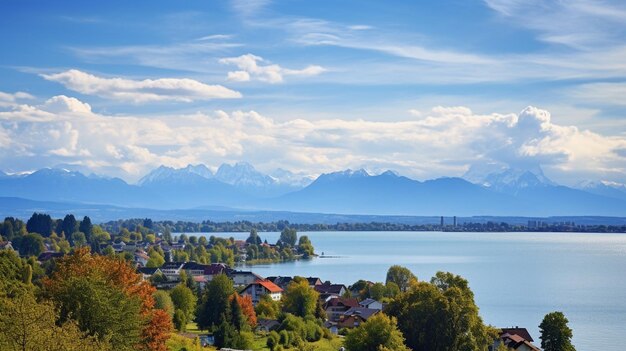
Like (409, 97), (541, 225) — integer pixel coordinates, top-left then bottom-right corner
(138, 164), (213, 185)
(576, 180), (626, 201)
(269, 168), (315, 188)
(463, 163), (555, 194)
(215, 162), (275, 187)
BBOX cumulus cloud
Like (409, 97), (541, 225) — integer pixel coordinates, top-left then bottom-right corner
(41, 69), (242, 103)
(0, 94), (624, 184)
(219, 54), (326, 83)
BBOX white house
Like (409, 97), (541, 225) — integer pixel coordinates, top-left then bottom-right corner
(241, 280), (283, 305)
(229, 270), (264, 286)
(359, 298), (383, 311)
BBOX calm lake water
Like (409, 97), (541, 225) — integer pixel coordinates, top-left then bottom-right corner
(184, 231), (626, 351)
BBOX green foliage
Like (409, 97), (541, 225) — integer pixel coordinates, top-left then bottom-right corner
(540, 311), (576, 351)
(0, 290), (111, 351)
(14, 233), (45, 257)
(154, 289), (175, 317)
(267, 330), (280, 351)
(369, 282), (386, 300)
(385, 265), (417, 292)
(256, 293), (280, 319)
(386, 271), (493, 351)
(297, 235), (315, 257)
(0, 249), (29, 297)
(213, 317), (252, 350)
(26, 212), (53, 237)
(282, 279), (319, 318)
(173, 309), (187, 332)
(146, 250), (165, 268)
(344, 313), (409, 351)
(195, 274), (234, 330)
(79, 216), (93, 241)
(47, 275), (143, 350)
(278, 228), (297, 247)
(170, 283), (197, 321)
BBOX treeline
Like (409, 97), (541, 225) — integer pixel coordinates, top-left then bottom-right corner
(99, 218), (626, 233)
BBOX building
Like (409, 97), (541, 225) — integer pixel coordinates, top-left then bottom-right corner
(358, 298), (383, 311)
(491, 327), (540, 351)
(337, 307), (380, 329)
(266, 276), (323, 290)
(160, 262), (185, 280)
(323, 297), (359, 322)
(137, 267), (162, 281)
(229, 270), (264, 286)
(240, 280), (283, 305)
(134, 250), (150, 267)
(314, 282), (348, 300)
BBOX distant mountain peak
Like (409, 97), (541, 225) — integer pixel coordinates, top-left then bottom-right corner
(138, 164), (213, 185)
(463, 163), (555, 193)
(215, 162), (276, 187)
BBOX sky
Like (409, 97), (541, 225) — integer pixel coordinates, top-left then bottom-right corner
(0, 0), (625, 185)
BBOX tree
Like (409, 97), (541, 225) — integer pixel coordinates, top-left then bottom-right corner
(195, 274), (234, 330)
(170, 284), (196, 321)
(26, 213), (53, 237)
(344, 314), (409, 351)
(79, 216), (93, 242)
(281, 278), (319, 318)
(267, 330), (280, 351)
(386, 271), (493, 351)
(255, 293), (280, 319)
(278, 228), (297, 247)
(14, 233), (45, 257)
(297, 235), (314, 257)
(154, 290), (175, 318)
(146, 251), (165, 268)
(246, 229), (262, 245)
(173, 309), (187, 331)
(385, 265), (417, 292)
(43, 248), (171, 351)
(369, 282), (386, 301)
(61, 214), (78, 240)
(0, 290), (111, 351)
(232, 293), (257, 329)
(540, 311), (576, 351)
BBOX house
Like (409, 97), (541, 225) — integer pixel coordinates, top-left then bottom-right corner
(181, 261), (208, 276)
(160, 262), (185, 280)
(134, 250), (150, 267)
(256, 318), (280, 333)
(137, 267), (162, 281)
(0, 241), (15, 251)
(315, 282), (348, 300)
(323, 297), (359, 322)
(111, 242), (126, 253)
(266, 276), (294, 290)
(241, 280), (283, 305)
(358, 298), (383, 311)
(203, 263), (231, 280)
(193, 275), (209, 290)
(229, 270), (264, 286)
(337, 307), (380, 329)
(490, 327), (540, 351)
(306, 277), (323, 287)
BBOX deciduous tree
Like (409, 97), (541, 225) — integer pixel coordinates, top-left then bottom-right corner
(540, 311), (576, 351)
(344, 313), (409, 351)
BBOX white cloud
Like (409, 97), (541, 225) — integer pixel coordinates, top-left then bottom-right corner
(569, 82), (626, 106)
(0, 91), (34, 107)
(219, 54), (326, 83)
(0, 94), (624, 185)
(41, 69), (242, 103)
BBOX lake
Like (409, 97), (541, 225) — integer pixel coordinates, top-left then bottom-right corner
(183, 231), (626, 351)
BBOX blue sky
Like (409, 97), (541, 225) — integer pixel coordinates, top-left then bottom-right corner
(0, 0), (625, 184)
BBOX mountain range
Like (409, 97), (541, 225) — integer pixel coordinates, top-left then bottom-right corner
(0, 162), (625, 218)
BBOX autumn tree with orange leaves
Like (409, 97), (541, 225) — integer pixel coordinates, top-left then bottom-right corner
(231, 293), (257, 329)
(43, 247), (172, 351)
